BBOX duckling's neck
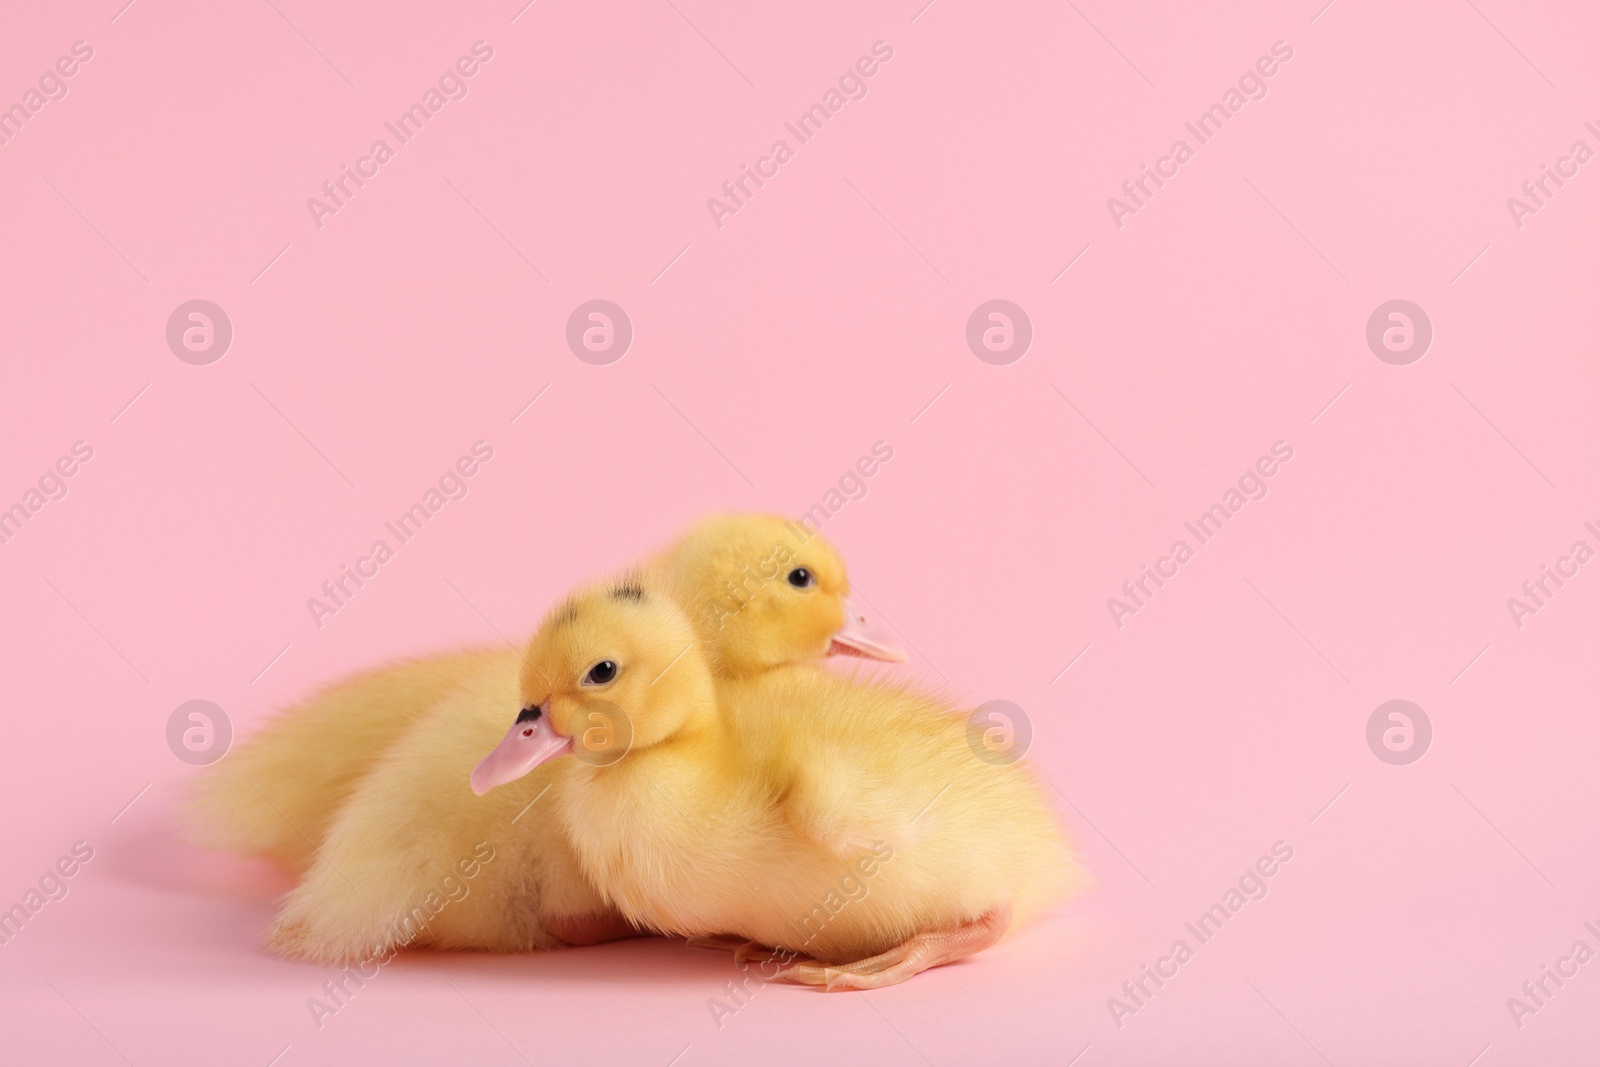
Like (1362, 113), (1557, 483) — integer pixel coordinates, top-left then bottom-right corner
(556, 696), (745, 894)
(649, 696), (738, 768)
(569, 688), (741, 804)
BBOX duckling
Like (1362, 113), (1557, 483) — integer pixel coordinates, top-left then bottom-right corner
(255, 517), (902, 962)
(657, 513), (903, 671)
(471, 579), (1082, 989)
(190, 513), (900, 875)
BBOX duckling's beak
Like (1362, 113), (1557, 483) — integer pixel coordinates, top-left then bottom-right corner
(471, 706), (573, 796)
(828, 597), (906, 662)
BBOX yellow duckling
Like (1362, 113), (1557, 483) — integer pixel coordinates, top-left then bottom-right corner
(190, 513), (899, 875)
(252, 516), (901, 962)
(472, 578), (1082, 989)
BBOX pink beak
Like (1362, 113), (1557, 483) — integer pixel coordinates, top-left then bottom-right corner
(828, 597), (906, 662)
(471, 708), (573, 796)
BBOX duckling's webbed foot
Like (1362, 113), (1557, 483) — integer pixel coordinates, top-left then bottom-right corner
(771, 904), (1013, 991)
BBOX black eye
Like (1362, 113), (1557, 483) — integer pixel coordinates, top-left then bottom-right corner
(583, 660), (617, 685)
(787, 567), (814, 588)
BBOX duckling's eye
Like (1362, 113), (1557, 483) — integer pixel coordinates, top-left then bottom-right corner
(787, 567), (814, 588)
(583, 660), (617, 685)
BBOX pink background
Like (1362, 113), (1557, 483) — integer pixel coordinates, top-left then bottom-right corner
(3, 0), (1598, 1064)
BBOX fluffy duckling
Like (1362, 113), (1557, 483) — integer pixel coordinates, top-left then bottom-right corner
(190, 513), (899, 876)
(257, 517), (901, 962)
(658, 513), (902, 671)
(472, 579), (1081, 989)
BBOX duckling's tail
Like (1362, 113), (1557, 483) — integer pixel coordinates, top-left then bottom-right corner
(1009, 824), (1092, 932)
(184, 648), (510, 873)
(994, 765), (1094, 932)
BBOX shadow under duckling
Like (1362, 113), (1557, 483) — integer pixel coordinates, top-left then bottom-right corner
(473, 577), (1085, 990)
(250, 516), (903, 963)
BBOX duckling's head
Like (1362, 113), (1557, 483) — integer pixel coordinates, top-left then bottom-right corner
(470, 577), (715, 795)
(661, 513), (902, 677)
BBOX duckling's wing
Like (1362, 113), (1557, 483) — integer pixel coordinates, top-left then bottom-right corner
(779, 741), (931, 857)
(755, 669), (944, 858)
